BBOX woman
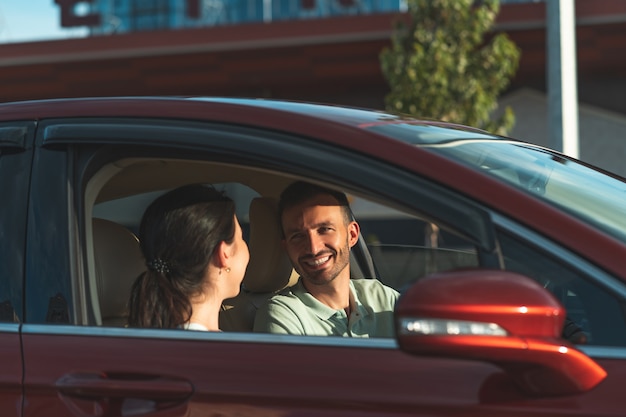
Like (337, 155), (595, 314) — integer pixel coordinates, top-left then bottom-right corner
(128, 184), (249, 331)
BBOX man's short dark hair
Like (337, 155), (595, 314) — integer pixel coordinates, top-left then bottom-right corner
(278, 181), (352, 234)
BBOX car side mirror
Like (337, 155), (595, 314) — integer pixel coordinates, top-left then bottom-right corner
(395, 269), (606, 397)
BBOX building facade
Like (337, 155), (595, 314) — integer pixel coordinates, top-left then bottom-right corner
(2, 0), (626, 175)
(82, 0), (405, 35)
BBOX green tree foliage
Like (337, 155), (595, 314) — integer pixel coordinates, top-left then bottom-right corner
(380, 0), (521, 135)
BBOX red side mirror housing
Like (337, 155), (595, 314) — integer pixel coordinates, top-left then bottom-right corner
(395, 269), (606, 396)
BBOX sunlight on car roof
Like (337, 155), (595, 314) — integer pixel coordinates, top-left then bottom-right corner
(364, 121), (497, 145)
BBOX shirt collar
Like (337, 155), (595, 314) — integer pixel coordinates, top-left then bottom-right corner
(292, 278), (367, 321)
(182, 322), (209, 331)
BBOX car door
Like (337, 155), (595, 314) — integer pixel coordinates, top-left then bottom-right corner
(21, 117), (626, 416)
(0, 122), (34, 416)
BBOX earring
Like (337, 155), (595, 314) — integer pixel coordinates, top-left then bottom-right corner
(225, 267), (231, 273)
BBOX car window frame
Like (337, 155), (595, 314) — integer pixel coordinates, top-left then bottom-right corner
(0, 121), (36, 324)
(0, 122), (33, 417)
(36, 116), (502, 329)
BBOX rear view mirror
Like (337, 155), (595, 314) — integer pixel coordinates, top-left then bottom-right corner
(395, 269), (606, 396)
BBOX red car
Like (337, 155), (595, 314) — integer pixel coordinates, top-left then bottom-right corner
(0, 97), (624, 416)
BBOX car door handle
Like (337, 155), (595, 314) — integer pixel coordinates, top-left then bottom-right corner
(55, 371), (193, 400)
(55, 372), (193, 417)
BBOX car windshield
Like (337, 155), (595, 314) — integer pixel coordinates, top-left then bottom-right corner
(367, 123), (626, 244)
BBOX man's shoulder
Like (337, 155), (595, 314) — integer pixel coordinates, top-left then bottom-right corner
(351, 278), (400, 305)
(260, 284), (306, 311)
(253, 285), (308, 334)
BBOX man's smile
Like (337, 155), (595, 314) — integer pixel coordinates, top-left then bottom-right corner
(304, 255), (331, 267)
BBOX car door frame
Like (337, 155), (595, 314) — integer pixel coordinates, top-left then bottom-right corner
(0, 121), (36, 417)
(22, 116), (626, 416)
(33, 116), (504, 323)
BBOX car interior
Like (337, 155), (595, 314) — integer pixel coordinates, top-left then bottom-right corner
(83, 156), (481, 331)
(74, 152), (626, 348)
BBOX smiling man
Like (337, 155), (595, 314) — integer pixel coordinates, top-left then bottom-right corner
(253, 181), (399, 337)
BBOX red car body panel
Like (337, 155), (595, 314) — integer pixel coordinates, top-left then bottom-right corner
(19, 331), (626, 416)
(0, 331), (22, 417)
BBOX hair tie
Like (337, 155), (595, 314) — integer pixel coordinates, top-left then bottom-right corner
(147, 258), (170, 274)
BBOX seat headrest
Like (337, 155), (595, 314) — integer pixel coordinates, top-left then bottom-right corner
(93, 218), (146, 326)
(243, 197), (296, 293)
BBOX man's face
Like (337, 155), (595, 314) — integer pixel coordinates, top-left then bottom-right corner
(281, 194), (359, 286)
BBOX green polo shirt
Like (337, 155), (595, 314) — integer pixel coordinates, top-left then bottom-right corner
(253, 278), (400, 338)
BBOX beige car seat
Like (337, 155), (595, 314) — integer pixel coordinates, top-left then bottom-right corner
(219, 197), (297, 331)
(93, 218), (146, 327)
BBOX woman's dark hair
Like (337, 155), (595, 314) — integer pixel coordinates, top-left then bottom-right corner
(127, 184), (236, 328)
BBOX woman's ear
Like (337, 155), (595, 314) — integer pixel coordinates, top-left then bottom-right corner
(214, 240), (230, 269)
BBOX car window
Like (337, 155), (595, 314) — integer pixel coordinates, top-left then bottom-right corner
(420, 139), (626, 245)
(497, 229), (626, 347)
(352, 198), (479, 292)
(83, 153), (484, 332)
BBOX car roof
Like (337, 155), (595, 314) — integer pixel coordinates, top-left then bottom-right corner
(0, 96), (507, 175)
(0, 96), (393, 126)
(0, 96), (492, 141)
